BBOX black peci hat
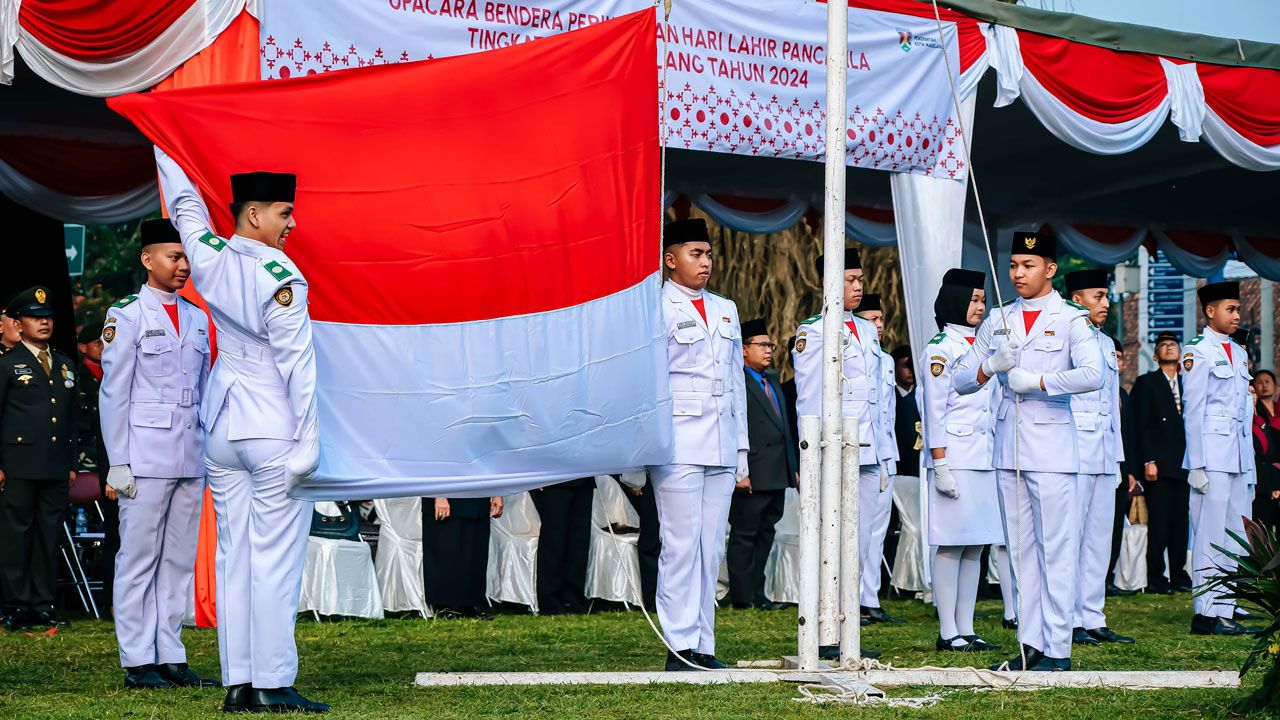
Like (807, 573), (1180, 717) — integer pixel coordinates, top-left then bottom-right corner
(1064, 268), (1111, 294)
(942, 268), (985, 290)
(140, 218), (181, 249)
(230, 171), (296, 204)
(814, 247), (861, 277)
(740, 318), (767, 340)
(855, 293), (882, 313)
(1011, 231), (1056, 260)
(1197, 281), (1239, 306)
(663, 218), (710, 248)
(1153, 331), (1180, 345)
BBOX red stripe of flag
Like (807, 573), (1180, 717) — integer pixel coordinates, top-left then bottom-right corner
(109, 10), (658, 325)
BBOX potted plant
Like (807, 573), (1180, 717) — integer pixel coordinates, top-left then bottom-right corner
(1198, 516), (1280, 714)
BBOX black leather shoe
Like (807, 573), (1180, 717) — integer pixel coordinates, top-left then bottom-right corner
(1032, 656), (1070, 672)
(963, 635), (1002, 651)
(223, 683), (252, 713)
(2, 607), (30, 632)
(1104, 582), (1136, 597)
(158, 663), (220, 688)
(1191, 614), (1250, 636)
(1002, 617), (1018, 630)
(1072, 627), (1100, 646)
(1224, 618), (1260, 636)
(666, 649), (700, 671)
(1171, 582), (1193, 593)
(249, 687), (330, 714)
(31, 609), (68, 628)
(820, 644), (880, 660)
(123, 665), (175, 689)
(936, 636), (972, 652)
(1234, 608), (1252, 621)
(731, 601), (754, 610)
(991, 645), (1043, 671)
(1086, 627), (1135, 644)
(1147, 585), (1174, 596)
(692, 652), (727, 669)
(861, 606), (905, 624)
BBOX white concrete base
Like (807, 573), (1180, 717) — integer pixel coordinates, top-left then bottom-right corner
(413, 668), (1238, 690)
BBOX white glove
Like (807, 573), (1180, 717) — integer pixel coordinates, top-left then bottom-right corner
(106, 465), (137, 499)
(933, 459), (959, 499)
(1007, 367), (1042, 394)
(735, 450), (749, 483)
(982, 340), (1020, 376)
(879, 464), (890, 492)
(618, 471), (647, 489)
(286, 427), (321, 488)
(1188, 468), (1209, 494)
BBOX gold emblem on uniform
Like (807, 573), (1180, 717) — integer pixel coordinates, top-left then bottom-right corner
(930, 362), (944, 377)
(103, 326), (116, 344)
(795, 334), (807, 353)
(17, 374), (32, 384)
(34, 288), (47, 304)
(274, 285), (294, 307)
(1023, 236), (1037, 249)
(913, 421), (923, 452)
(1183, 356), (1194, 372)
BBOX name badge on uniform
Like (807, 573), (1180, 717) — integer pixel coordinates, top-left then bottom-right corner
(677, 320), (697, 330)
(1044, 330), (1056, 336)
(144, 329), (165, 338)
(13, 367), (29, 375)
(994, 329), (1010, 336)
(722, 317), (730, 323)
(1215, 360), (1228, 366)
(197, 328), (206, 335)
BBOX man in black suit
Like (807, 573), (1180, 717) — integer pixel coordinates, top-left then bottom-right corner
(0, 286), (79, 631)
(531, 476), (594, 614)
(1131, 331), (1191, 594)
(726, 318), (797, 609)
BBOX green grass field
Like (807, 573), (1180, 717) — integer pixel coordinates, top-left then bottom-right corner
(1, 593), (1270, 719)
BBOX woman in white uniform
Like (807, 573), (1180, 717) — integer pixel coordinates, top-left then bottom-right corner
(922, 269), (1004, 652)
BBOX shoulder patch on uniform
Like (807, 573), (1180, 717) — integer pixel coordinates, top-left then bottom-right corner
(1185, 336), (1203, 346)
(1064, 299), (1087, 311)
(198, 231), (227, 252)
(263, 260), (293, 282)
(102, 326), (116, 344)
(274, 283), (295, 307)
(799, 314), (821, 326)
(110, 294), (137, 309)
(928, 332), (946, 345)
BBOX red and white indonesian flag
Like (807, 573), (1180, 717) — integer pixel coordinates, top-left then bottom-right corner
(109, 10), (672, 499)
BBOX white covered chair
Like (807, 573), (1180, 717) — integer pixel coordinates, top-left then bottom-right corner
(890, 475), (929, 594)
(585, 476), (643, 607)
(762, 488), (801, 604)
(373, 497), (429, 617)
(487, 492), (540, 612)
(299, 503), (384, 619)
(1114, 517), (1148, 592)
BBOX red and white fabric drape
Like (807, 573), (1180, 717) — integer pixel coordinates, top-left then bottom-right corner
(2, 0), (252, 96)
(984, 24), (1280, 170)
(0, 134), (156, 223)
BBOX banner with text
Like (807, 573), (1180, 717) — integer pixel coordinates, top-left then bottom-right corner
(260, 0), (964, 178)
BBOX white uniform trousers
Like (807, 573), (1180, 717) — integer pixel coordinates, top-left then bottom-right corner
(206, 410), (313, 688)
(650, 463), (734, 655)
(860, 466), (893, 608)
(1073, 472), (1116, 631)
(1191, 471), (1254, 619)
(114, 475), (205, 668)
(997, 470), (1078, 659)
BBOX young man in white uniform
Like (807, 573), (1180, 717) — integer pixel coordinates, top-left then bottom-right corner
(921, 269), (1003, 653)
(854, 293), (903, 622)
(1063, 269), (1135, 647)
(100, 219), (216, 690)
(1184, 281), (1258, 637)
(793, 248), (895, 661)
(954, 232), (1102, 672)
(156, 150), (327, 713)
(651, 218), (748, 671)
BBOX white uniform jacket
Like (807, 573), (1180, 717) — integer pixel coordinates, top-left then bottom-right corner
(156, 149), (318, 448)
(921, 324), (996, 471)
(660, 280), (749, 467)
(1181, 329), (1254, 474)
(877, 348), (899, 471)
(953, 293), (1102, 473)
(1072, 334), (1123, 475)
(792, 312), (883, 464)
(99, 286), (211, 478)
